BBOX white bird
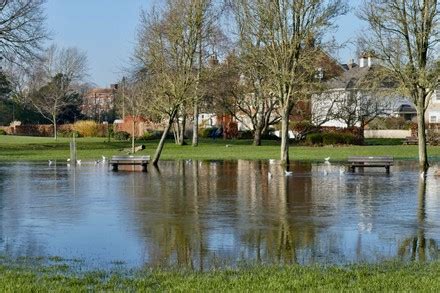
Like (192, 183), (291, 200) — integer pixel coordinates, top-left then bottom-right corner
(67, 163), (71, 168)
(76, 160), (81, 165)
(48, 160), (53, 165)
(324, 157), (330, 162)
(67, 158), (71, 162)
(102, 156), (106, 161)
(284, 170), (293, 176)
(225, 144), (232, 148)
(339, 168), (345, 175)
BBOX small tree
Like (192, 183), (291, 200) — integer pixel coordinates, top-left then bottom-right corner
(360, 0), (440, 170)
(28, 45), (88, 139)
(134, 1), (206, 166)
(231, 0), (347, 164)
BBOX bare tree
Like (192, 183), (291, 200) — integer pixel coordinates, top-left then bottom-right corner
(0, 0), (48, 63)
(231, 0), (347, 165)
(360, 0), (440, 171)
(28, 45), (88, 139)
(134, 1), (207, 166)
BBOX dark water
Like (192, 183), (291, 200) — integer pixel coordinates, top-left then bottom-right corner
(0, 160), (439, 270)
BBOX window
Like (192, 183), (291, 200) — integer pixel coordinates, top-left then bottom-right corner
(436, 90), (440, 102)
(430, 115), (437, 123)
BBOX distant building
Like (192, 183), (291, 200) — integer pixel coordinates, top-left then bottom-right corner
(82, 84), (118, 122)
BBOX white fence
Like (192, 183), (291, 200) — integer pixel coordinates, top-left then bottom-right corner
(364, 129), (411, 139)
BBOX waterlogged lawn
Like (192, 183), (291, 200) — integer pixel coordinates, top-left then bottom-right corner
(1, 135), (440, 162)
(0, 261), (440, 291)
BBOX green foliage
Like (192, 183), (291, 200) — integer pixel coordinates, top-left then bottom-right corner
(306, 133), (323, 145)
(238, 130), (253, 139)
(199, 127), (216, 138)
(113, 131), (130, 141)
(0, 129), (6, 135)
(141, 130), (162, 140)
(322, 132), (357, 145)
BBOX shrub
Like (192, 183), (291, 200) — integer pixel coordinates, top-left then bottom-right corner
(238, 130), (253, 139)
(199, 127), (216, 138)
(73, 120), (100, 137)
(322, 132), (357, 145)
(114, 131), (130, 141)
(141, 130), (161, 140)
(0, 129), (6, 135)
(306, 133), (323, 145)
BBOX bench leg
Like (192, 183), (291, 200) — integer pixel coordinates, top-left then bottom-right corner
(112, 163), (118, 171)
(141, 163), (148, 172)
(385, 166), (390, 174)
(351, 165), (355, 172)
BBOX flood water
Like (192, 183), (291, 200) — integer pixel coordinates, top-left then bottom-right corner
(0, 160), (440, 270)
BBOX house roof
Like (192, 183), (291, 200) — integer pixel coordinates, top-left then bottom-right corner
(326, 64), (395, 90)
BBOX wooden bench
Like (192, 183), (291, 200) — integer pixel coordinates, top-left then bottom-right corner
(109, 155), (150, 172)
(347, 156), (393, 173)
(403, 136), (418, 145)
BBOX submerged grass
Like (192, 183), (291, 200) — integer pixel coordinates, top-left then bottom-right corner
(0, 261), (440, 291)
(1, 135), (440, 162)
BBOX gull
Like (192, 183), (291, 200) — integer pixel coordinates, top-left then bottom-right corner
(48, 160), (53, 165)
(284, 170), (293, 176)
(102, 156), (106, 161)
(67, 158), (71, 162)
(324, 157), (330, 162)
(76, 160), (81, 165)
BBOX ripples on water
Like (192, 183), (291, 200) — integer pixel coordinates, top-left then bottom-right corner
(0, 160), (439, 270)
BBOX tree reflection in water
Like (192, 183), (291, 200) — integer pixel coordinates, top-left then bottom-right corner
(398, 174), (439, 261)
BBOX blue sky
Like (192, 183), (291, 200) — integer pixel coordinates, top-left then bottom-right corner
(46, 0), (364, 87)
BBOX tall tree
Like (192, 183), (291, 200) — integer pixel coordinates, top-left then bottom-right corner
(28, 45), (88, 139)
(360, 0), (440, 171)
(134, 0), (208, 166)
(231, 0), (347, 165)
(0, 0), (47, 63)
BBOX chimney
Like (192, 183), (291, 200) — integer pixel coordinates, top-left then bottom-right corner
(359, 52), (368, 68)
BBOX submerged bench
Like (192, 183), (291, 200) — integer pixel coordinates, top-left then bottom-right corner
(109, 155), (150, 172)
(347, 156), (394, 173)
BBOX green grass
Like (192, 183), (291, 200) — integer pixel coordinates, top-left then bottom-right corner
(1, 135), (440, 162)
(1, 261), (440, 291)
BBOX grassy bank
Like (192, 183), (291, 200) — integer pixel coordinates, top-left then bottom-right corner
(1, 135), (440, 162)
(1, 261), (440, 291)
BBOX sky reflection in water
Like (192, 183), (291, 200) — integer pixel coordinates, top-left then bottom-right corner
(0, 160), (439, 270)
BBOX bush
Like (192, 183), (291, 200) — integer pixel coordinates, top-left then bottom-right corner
(322, 132), (357, 145)
(306, 133), (323, 145)
(199, 127), (216, 138)
(73, 120), (100, 137)
(238, 130), (253, 139)
(114, 131), (130, 141)
(141, 130), (161, 140)
(0, 129), (6, 135)
(368, 117), (412, 130)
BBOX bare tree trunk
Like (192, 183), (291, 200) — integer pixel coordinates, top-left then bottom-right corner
(152, 112), (176, 167)
(253, 127), (262, 146)
(131, 119), (136, 154)
(280, 110), (290, 165)
(53, 114), (57, 140)
(178, 113), (186, 146)
(192, 103), (199, 147)
(417, 96), (429, 171)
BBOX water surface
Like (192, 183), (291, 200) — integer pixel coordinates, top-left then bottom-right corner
(0, 160), (439, 270)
